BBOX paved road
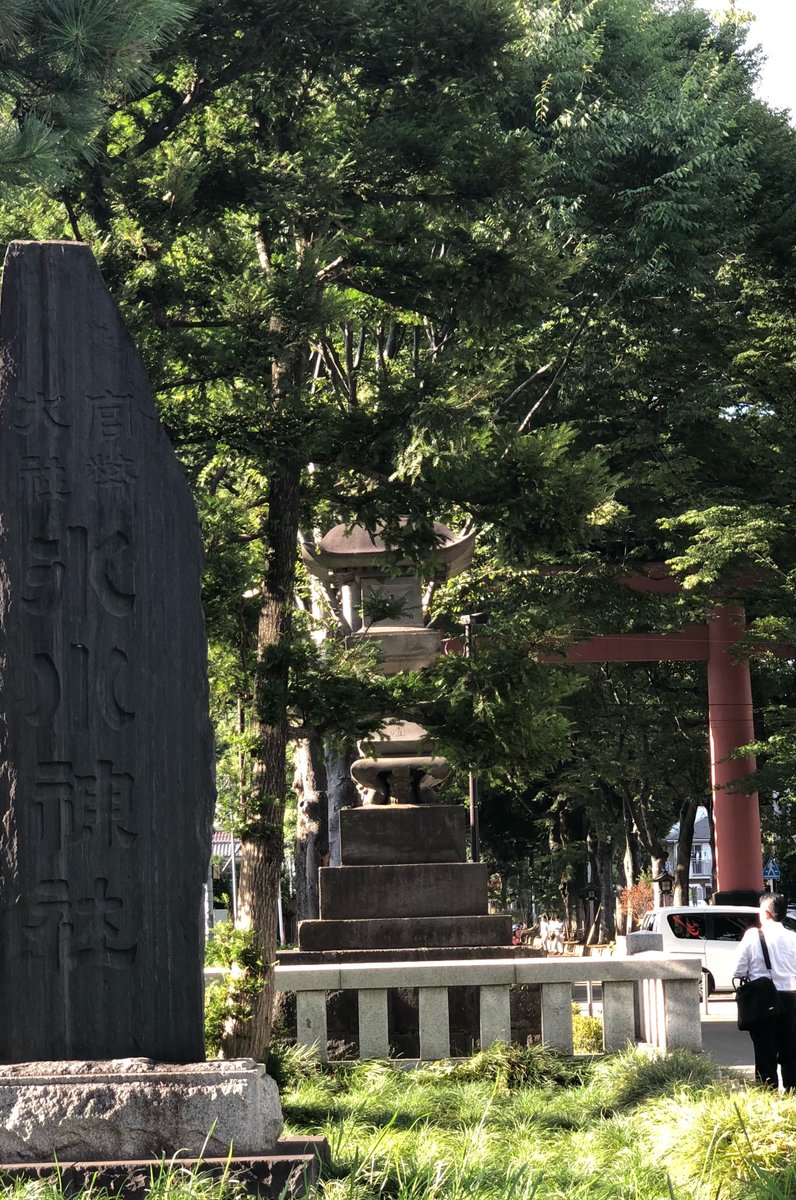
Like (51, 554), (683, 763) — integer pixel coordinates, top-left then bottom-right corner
(700, 994), (754, 1073)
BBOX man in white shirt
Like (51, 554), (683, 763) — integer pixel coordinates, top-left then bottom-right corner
(734, 893), (796, 1088)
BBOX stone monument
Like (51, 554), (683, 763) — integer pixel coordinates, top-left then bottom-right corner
(0, 240), (213, 1063)
(0, 242), (309, 1183)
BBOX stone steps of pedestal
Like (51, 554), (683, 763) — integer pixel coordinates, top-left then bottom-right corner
(340, 805), (467, 865)
(319, 862), (489, 920)
(298, 914), (512, 951)
(279, 944), (541, 964)
(0, 1139), (329, 1199)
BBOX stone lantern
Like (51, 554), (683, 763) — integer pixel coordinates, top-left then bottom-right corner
(295, 522), (513, 957)
(301, 521), (475, 805)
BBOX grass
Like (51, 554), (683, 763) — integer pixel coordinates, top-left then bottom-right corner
(274, 1044), (796, 1200)
(2, 1046), (794, 1200)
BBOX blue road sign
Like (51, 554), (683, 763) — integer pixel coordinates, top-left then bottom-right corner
(763, 858), (781, 880)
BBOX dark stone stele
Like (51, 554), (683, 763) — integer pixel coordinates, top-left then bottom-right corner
(0, 242), (214, 1063)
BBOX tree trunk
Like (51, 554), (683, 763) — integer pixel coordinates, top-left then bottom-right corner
(650, 854), (667, 909)
(226, 456), (302, 1061)
(597, 840), (616, 942)
(325, 740), (359, 866)
(673, 798), (698, 905)
(294, 732), (329, 922)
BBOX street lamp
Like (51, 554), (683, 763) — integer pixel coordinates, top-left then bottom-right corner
(654, 868), (674, 905)
(460, 612), (489, 863)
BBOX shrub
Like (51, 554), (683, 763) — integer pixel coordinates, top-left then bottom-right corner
(572, 1003), (603, 1054)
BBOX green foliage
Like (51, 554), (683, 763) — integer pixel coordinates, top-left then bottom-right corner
(0, 0), (193, 186)
(654, 1089), (796, 1199)
(203, 923), (266, 1056)
(571, 1004), (603, 1054)
(264, 1039), (323, 1091)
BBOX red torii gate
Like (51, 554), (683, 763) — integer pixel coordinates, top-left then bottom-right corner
(450, 566), (764, 904)
(555, 567), (762, 903)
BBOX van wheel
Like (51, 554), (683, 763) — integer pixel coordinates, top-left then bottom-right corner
(699, 972), (714, 1001)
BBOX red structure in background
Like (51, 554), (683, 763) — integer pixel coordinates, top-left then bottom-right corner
(450, 566), (764, 904)
(561, 572), (762, 903)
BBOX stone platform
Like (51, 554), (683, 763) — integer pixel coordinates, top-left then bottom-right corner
(0, 1059), (282, 1163)
(277, 944), (541, 965)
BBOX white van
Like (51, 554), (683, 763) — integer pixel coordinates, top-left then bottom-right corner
(628, 905), (796, 994)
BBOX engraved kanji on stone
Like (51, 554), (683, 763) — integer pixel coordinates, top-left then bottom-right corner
(87, 448), (137, 502)
(88, 392), (133, 441)
(21, 538), (65, 612)
(23, 877), (136, 968)
(33, 760), (136, 851)
(19, 528), (135, 617)
(12, 392), (71, 434)
(20, 455), (70, 501)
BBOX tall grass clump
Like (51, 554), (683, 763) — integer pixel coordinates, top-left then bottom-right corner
(418, 1040), (591, 1089)
(586, 1046), (723, 1113)
(652, 1087), (796, 1200)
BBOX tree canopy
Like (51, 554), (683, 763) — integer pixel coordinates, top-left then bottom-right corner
(3, 0), (796, 1046)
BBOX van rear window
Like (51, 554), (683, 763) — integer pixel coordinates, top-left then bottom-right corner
(667, 914), (706, 940)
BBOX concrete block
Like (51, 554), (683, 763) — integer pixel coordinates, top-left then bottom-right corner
(319, 863), (488, 920)
(340, 806), (466, 865)
(541, 983), (573, 1053)
(418, 987), (450, 1059)
(0, 1059), (282, 1162)
(297, 914), (511, 951)
(664, 979), (702, 1051)
(296, 991), (328, 1060)
(601, 980), (636, 1051)
(479, 985), (512, 1049)
(626, 932), (663, 954)
(513, 955), (702, 986)
(358, 990), (390, 1059)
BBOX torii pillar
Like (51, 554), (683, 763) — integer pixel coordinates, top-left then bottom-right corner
(707, 606), (763, 905)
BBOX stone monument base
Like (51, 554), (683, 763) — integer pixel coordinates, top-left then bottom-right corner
(0, 1139), (329, 1200)
(0, 1058), (283, 1163)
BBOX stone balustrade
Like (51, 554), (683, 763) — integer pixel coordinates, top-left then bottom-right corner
(271, 955), (702, 1061)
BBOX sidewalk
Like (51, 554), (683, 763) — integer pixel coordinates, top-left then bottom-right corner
(700, 994), (754, 1074)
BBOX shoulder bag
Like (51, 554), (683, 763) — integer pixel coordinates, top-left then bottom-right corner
(735, 928), (785, 1030)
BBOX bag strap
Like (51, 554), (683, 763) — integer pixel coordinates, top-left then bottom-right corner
(758, 927), (774, 974)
